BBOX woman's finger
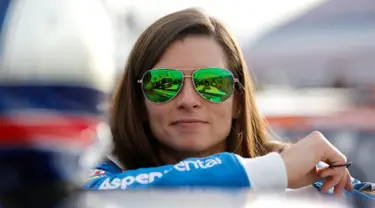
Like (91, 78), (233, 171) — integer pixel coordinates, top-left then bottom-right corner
(321, 177), (334, 193)
(333, 170), (347, 196)
(320, 168), (345, 193)
(345, 170), (354, 192)
(319, 167), (335, 178)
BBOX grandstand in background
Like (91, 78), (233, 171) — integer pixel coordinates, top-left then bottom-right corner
(244, 0), (375, 90)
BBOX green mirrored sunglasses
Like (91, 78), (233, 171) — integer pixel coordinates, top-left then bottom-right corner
(137, 67), (239, 103)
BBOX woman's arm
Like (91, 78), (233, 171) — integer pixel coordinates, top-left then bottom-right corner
(82, 152), (288, 192)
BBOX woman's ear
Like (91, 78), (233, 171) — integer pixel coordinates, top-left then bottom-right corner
(232, 92), (241, 119)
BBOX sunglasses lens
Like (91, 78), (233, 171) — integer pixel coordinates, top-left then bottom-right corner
(193, 68), (234, 103)
(141, 69), (183, 103)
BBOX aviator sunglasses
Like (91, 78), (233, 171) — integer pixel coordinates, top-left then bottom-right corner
(138, 67), (239, 103)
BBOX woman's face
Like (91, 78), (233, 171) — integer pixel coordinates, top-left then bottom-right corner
(144, 36), (239, 157)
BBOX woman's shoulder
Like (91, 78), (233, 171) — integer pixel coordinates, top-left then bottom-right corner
(81, 157), (123, 189)
(85, 156), (124, 180)
(92, 159), (122, 173)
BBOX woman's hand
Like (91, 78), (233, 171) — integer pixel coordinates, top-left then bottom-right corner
(280, 131), (353, 196)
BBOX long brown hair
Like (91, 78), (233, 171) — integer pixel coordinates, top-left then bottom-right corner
(111, 8), (286, 170)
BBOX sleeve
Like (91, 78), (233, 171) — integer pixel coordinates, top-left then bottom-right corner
(313, 178), (375, 200)
(82, 152), (288, 192)
(314, 162), (375, 200)
(352, 180), (375, 200)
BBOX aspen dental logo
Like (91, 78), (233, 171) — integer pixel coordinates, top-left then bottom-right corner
(99, 157), (222, 190)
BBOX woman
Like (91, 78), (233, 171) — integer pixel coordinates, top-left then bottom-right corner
(83, 8), (374, 199)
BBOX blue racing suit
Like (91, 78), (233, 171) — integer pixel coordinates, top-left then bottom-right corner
(82, 152), (375, 201)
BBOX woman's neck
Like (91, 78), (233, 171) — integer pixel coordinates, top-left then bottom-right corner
(158, 142), (226, 164)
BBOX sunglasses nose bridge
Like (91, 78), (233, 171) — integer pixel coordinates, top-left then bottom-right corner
(181, 74), (194, 89)
(177, 75), (201, 100)
(182, 75), (193, 79)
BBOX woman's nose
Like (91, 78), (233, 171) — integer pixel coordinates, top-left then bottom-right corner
(175, 78), (202, 110)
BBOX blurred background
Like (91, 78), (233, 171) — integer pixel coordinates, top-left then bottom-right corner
(103, 0), (375, 182)
(0, 0), (374, 186)
(1, 0), (373, 207)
